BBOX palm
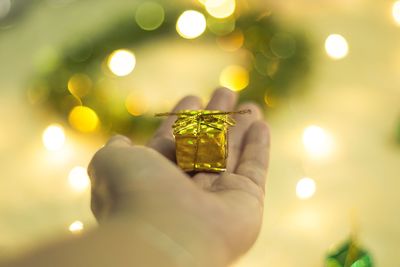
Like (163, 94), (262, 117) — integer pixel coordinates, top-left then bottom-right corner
(89, 88), (270, 265)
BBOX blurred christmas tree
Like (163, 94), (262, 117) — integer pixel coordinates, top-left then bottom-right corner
(28, 0), (311, 137)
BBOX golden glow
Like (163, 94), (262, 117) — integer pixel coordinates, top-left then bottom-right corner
(393, 1), (400, 25)
(176, 10), (206, 39)
(205, 0), (235, 19)
(42, 124), (66, 151)
(325, 34), (349, 60)
(107, 49), (136, 77)
(303, 125), (333, 158)
(219, 65), (249, 91)
(296, 177), (316, 199)
(68, 166), (90, 192)
(216, 30), (244, 52)
(135, 2), (165, 31)
(125, 93), (148, 116)
(68, 106), (99, 133)
(67, 73), (92, 98)
(69, 221), (84, 233)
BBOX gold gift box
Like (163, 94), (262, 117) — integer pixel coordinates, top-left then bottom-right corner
(156, 110), (250, 172)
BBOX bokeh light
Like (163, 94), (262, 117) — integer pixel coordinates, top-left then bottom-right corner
(125, 93), (148, 116)
(107, 49), (136, 77)
(0, 0), (11, 19)
(219, 65), (249, 91)
(325, 34), (349, 60)
(216, 30), (244, 51)
(207, 16), (235, 36)
(393, 1), (400, 25)
(205, 0), (235, 19)
(42, 124), (66, 151)
(67, 73), (92, 98)
(135, 2), (165, 31)
(302, 125), (333, 158)
(176, 10), (206, 39)
(68, 106), (99, 133)
(68, 166), (90, 192)
(68, 221), (84, 234)
(296, 177), (316, 199)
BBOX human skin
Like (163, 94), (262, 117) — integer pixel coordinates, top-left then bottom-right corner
(1, 88), (270, 267)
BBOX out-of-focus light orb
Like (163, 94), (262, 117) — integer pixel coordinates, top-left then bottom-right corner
(68, 166), (90, 192)
(302, 125), (333, 158)
(69, 221), (84, 233)
(296, 177), (316, 199)
(205, 0), (235, 19)
(219, 65), (249, 91)
(68, 106), (99, 133)
(135, 2), (165, 31)
(107, 49), (136, 77)
(67, 73), (92, 98)
(125, 93), (148, 116)
(325, 34), (349, 60)
(42, 124), (66, 151)
(0, 0), (11, 19)
(216, 30), (244, 51)
(176, 10), (206, 39)
(393, 1), (400, 25)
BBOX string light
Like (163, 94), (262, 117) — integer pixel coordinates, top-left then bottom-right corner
(219, 65), (249, 91)
(205, 0), (235, 19)
(325, 34), (349, 60)
(67, 73), (92, 98)
(68, 166), (90, 192)
(68, 106), (99, 133)
(302, 125), (333, 158)
(296, 177), (316, 199)
(125, 93), (148, 116)
(42, 124), (66, 151)
(216, 30), (244, 51)
(0, 0), (11, 19)
(107, 49), (136, 77)
(176, 10), (206, 39)
(393, 1), (400, 25)
(135, 2), (165, 31)
(69, 221), (84, 234)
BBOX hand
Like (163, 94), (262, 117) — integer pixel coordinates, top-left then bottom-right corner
(88, 88), (270, 266)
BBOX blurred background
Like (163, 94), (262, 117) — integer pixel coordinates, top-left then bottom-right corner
(0, 0), (400, 266)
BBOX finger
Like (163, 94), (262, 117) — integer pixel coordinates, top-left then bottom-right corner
(147, 95), (202, 160)
(106, 135), (132, 147)
(206, 87), (237, 111)
(226, 103), (262, 172)
(235, 120), (270, 190)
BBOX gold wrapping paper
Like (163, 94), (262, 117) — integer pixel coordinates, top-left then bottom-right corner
(156, 110), (250, 172)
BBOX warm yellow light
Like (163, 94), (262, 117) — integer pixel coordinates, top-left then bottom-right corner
(296, 177), (316, 199)
(302, 125), (333, 158)
(325, 34), (349, 60)
(107, 49), (136, 77)
(205, 0), (235, 19)
(42, 124), (66, 151)
(125, 93), (148, 116)
(135, 2), (165, 31)
(216, 30), (244, 52)
(176, 10), (206, 39)
(69, 221), (84, 233)
(393, 1), (400, 25)
(68, 106), (99, 133)
(219, 65), (249, 91)
(68, 166), (90, 192)
(67, 73), (92, 98)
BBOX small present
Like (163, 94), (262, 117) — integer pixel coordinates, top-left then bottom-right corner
(156, 109), (250, 172)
